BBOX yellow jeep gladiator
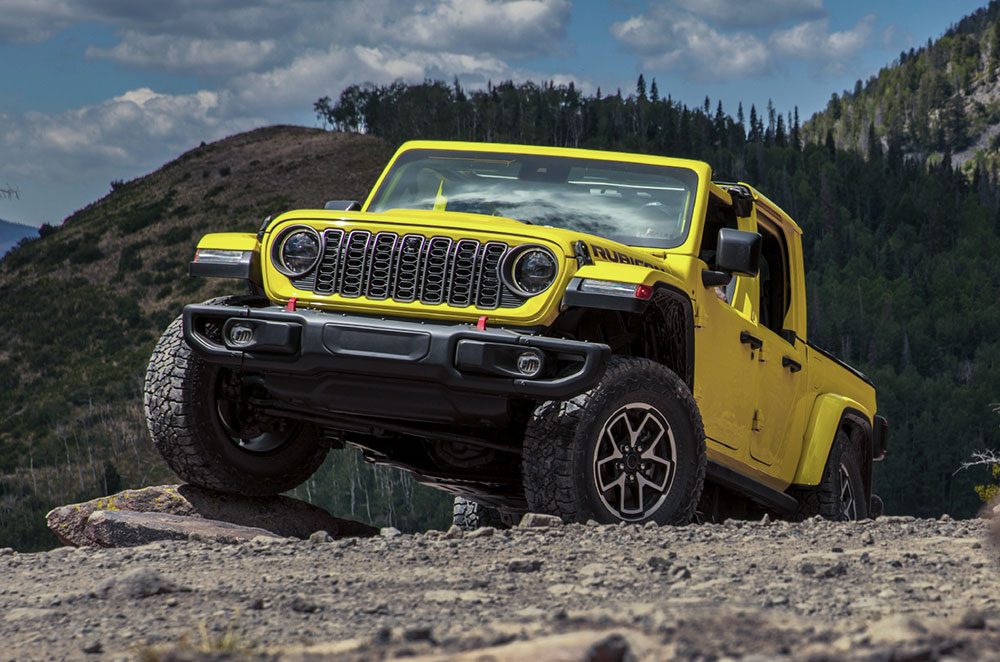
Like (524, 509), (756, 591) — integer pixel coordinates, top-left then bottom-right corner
(144, 141), (887, 526)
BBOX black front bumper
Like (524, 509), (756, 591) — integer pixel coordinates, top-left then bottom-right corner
(182, 304), (610, 425)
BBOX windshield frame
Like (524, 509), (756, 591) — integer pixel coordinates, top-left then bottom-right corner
(365, 147), (702, 250)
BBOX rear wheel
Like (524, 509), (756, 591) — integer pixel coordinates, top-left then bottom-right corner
(522, 356), (705, 525)
(144, 296), (328, 495)
(798, 430), (869, 521)
(452, 497), (509, 530)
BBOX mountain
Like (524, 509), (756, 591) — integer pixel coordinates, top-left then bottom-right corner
(803, 1), (1000, 173)
(0, 218), (37, 258)
(0, 126), (437, 550)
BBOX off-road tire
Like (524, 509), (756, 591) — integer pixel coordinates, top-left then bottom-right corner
(452, 497), (508, 530)
(144, 296), (328, 495)
(796, 430), (869, 521)
(522, 356), (706, 525)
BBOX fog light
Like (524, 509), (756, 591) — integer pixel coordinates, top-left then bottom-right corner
(227, 322), (255, 346)
(516, 351), (543, 377)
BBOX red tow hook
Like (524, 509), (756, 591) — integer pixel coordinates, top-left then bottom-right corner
(286, 297), (298, 311)
(476, 315), (487, 331)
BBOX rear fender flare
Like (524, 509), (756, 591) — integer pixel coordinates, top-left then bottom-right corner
(792, 394), (872, 486)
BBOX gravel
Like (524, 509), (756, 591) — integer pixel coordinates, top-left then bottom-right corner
(0, 515), (997, 661)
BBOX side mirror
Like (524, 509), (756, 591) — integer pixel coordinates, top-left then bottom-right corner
(715, 228), (761, 276)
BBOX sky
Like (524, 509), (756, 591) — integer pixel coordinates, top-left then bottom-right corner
(0, 0), (991, 228)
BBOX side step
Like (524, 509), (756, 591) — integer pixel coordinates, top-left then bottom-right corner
(706, 461), (798, 516)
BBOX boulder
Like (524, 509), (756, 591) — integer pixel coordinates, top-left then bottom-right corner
(86, 510), (277, 547)
(46, 484), (378, 547)
(518, 512), (563, 528)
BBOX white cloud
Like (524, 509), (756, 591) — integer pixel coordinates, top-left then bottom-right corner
(396, 0), (571, 59)
(610, 7), (774, 82)
(1, 88), (260, 183)
(670, 0), (825, 29)
(86, 33), (278, 76)
(611, 2), (878, 82)
(3, 0), (570, 75)
(0, 0), (81, 42)
(770, 15), (875, 61)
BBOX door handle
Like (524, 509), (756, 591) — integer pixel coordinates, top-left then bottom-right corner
(782, 356), (802, 373)
(740, 331), (762, 350)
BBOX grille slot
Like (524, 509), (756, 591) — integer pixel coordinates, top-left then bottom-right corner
(477, 242), (507, 309)
(366, 232), (398, 300)
(290, 230), (529, 310)
(339, 230), (372, 298)
(314, 229), (345, 294)
(420, 237), (452, 304)
(448, 239), (480, 307)
(394, 234), (425, 302)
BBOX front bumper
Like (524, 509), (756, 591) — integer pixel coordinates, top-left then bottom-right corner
(182, 303), (610, 424)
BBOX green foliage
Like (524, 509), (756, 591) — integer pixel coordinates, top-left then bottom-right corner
(803, 2), (1000, 156)
(68, 244), (103, 265)
(160, 225), (192, 244)
(974, 464), (999, 502)
(118, 192), (176, 234)
(117, 248), (144, 274)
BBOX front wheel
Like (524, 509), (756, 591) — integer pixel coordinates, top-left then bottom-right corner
(143, 297), (328, 495)
(522, 356), (706, 525)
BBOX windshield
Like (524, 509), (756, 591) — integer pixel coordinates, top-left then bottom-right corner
(367, 149), (700, 248)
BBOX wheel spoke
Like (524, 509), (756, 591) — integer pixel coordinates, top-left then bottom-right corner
(640, 462), (670, 492)
(605, 414), (629, 454)
(595, 451), (622, 475)
(591, 402), (678, 521)
(633, 412), (665, 447)
(597, 461), (624, 493)
(634, 473), (661, 512)
(640, 443), (672, 467)
(839, 466), (856, 520)
(599, 474), (625, 507)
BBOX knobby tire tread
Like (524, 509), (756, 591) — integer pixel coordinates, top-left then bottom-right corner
(143, 296), (328, 496)
(522, 356), (706, 525)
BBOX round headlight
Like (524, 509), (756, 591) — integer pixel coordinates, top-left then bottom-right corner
(273, 226), (321, 277)
(501, 245), (558, 297)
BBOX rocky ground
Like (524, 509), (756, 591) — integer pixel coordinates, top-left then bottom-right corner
(0, 508), (998, 662)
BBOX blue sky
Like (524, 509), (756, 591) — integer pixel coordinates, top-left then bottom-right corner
(0, 0), (990, 228)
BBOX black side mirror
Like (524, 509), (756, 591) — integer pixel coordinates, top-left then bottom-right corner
(716, 228), (761, 276)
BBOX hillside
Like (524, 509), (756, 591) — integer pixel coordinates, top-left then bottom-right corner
(0, 126), (441, 550)
(803, 1), (1000, 172)
(0, 218), (37, 258)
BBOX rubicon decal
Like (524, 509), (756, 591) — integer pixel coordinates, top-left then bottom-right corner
(589, 244), (657, 269)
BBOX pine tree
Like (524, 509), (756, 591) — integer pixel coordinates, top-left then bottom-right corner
(636, 74), (647, 100)
(748, 104), (761, 143)
(791, 107), (801, 150)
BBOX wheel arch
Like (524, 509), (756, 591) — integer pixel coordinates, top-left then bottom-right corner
(552, 282), (694, 388)
(792, 394), (873, 492)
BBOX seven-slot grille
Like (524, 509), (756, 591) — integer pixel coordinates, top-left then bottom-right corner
(289, 229), (525, 309)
